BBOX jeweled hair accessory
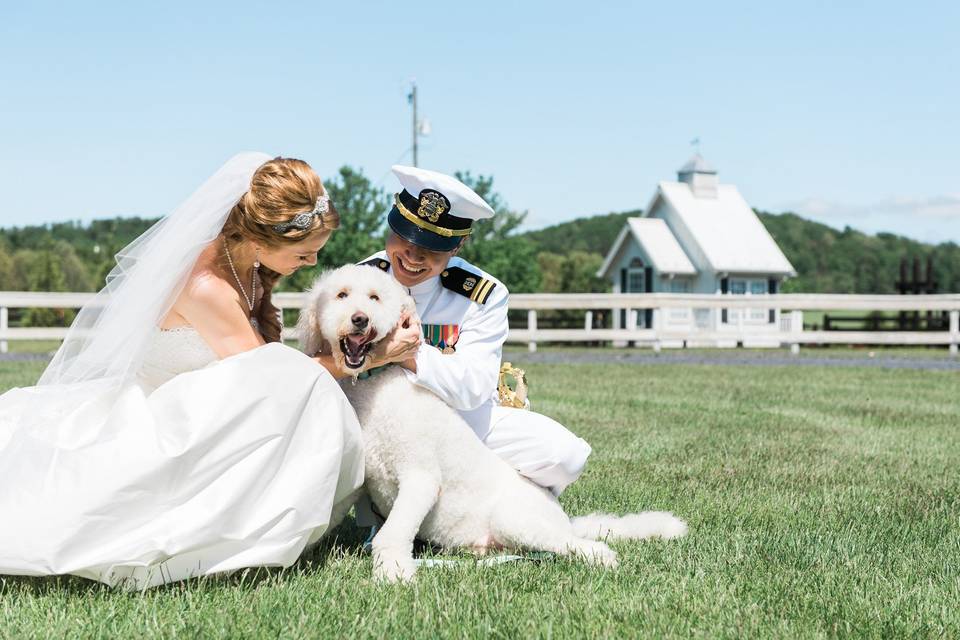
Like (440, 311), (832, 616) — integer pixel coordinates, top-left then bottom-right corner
(272, 194), (331, 233)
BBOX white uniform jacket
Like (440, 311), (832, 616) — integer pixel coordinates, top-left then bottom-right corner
(363, 252), (507, 439)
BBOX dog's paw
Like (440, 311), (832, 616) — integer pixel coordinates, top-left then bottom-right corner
(373, 549), (417, 584)
(574, 540), (619, 568)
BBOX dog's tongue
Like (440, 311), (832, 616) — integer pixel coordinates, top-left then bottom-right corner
(352, 328), (377, 346)
(345, 334), (366, 350)
(344, 329), (377, 360)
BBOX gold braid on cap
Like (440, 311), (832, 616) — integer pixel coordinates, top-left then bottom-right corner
(394, 194), (473, 238)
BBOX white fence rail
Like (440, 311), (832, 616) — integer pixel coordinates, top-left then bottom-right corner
(506, 293), (960, 355)
(1, 291), (958, 356)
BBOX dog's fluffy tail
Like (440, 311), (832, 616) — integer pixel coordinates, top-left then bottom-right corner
(570, 512), (688, 541)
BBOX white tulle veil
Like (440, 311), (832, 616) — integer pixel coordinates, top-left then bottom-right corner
(38, 151), (273, 387)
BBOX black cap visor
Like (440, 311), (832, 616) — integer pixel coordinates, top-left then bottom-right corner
(388, 207), (465, 252)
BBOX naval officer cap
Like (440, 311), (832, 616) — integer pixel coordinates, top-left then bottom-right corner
(388, 165), (495, 251)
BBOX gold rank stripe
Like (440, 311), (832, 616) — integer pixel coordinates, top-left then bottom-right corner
(394, 195), (473, 238)
(470, 278), (495, 303)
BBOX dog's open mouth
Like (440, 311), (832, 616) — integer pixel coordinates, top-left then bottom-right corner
(339, 329), (377, 369)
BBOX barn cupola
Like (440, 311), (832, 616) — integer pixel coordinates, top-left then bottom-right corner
(677, 153), (718, 198)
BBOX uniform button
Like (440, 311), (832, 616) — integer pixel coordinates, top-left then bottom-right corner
(442, 270), (449, 277)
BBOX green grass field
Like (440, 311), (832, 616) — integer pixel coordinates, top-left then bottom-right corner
(1, 357), (958, 638)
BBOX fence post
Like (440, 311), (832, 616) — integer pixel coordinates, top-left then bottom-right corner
(623, 309), (636, 349)
(584, 310), (593, 332)
(790, 310), (803, 355)
(0, 306), (7, 354)
(736, 307), (744, 346)
(950, 310), (959, 357)
(652, 307), (662, 352)
(527, 309), (538, 353)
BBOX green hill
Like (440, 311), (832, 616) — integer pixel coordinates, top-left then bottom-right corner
(522, 210), (640, 255)
(756, 211), (959, 293)
(520, 210), (960, 294)
(2, 209), (959, 295)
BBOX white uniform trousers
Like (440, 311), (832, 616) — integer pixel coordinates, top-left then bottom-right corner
(355, 407), (591, 527)
(483, 406), (592, 496)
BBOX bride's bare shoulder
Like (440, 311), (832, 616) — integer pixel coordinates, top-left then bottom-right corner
(179, 266), (240, 312)
(184, 269), (232, 298)
(180, 242), (236, 302)
(162, 247), (239, 327)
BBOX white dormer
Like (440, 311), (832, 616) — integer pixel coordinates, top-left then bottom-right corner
(677, 153), (718, 199)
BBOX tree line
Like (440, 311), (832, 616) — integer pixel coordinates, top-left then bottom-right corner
(2, 166), (958, 327)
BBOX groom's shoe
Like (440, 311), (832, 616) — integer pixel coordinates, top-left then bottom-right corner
(362, 524), (379, 553)
(357, 495), (385, 553)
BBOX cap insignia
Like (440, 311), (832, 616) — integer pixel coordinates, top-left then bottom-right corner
(417, 190), (450, 223)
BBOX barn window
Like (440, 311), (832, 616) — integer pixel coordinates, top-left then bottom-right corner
(623, 258), (646, 293)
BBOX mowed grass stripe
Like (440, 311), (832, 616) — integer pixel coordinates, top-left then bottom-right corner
(0, 358), (958, 638)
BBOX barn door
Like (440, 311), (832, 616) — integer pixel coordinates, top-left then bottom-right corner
(720, 277), (729, 324)
(644, 267), (653, 327)
(768, 279), (777, 323)
(620, 268), (627, 328)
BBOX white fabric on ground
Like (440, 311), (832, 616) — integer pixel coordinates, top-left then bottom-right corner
(0, 334), (363, 589)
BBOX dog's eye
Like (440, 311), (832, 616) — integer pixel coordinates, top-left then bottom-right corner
(337, 291), (348, 299)
(369, 294), (380, 302)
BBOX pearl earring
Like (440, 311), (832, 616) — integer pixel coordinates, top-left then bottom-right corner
(254, 249), (260, 270)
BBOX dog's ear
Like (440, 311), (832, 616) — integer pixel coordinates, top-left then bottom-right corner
(296, 285), (326, 356)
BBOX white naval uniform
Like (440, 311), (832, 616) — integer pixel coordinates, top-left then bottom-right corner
(364, 251), (592, 496)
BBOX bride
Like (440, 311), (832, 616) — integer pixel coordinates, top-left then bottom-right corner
(0, 152), (419, 588)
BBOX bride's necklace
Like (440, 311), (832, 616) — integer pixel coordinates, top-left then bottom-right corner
(223, 240), (258, 312)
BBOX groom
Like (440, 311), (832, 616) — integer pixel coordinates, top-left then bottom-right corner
(359, 165), (592, 501)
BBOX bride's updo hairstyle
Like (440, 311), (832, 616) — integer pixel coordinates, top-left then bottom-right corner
(221, 157), (340, 343)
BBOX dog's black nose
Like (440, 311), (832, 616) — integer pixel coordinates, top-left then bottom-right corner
(351, 313), (368, 330)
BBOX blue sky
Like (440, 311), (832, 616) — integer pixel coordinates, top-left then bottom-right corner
(1, 1), (958, 243)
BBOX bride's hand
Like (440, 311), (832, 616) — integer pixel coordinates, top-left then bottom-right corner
(370, 311), (422, 366)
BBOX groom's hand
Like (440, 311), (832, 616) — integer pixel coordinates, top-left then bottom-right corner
(371, 311), (422, 367)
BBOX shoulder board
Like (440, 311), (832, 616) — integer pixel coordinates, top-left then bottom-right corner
(359, 257), (390, 271)
(440, 266), (497, 304)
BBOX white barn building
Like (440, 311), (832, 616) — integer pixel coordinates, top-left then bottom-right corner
(597, 154), (796, 344)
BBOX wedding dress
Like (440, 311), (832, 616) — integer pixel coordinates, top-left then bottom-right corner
(0, 152), (364, 588)
(0, 327), (364, 588)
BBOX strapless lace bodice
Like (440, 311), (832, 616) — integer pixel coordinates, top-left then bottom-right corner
(139, 326), (218, 388)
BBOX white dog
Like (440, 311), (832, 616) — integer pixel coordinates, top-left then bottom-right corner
(298, 265), (688, 583)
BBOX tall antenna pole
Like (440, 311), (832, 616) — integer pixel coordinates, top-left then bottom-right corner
(410, 81), (418, 167)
